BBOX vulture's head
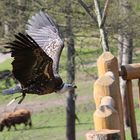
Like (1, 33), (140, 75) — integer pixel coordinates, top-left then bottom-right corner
(56, 84), (77, 94)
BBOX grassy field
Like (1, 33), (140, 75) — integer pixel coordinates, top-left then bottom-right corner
(0, 52), (140, 140)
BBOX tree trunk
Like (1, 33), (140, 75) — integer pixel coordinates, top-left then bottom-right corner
(118, 0), (133, 127)
(117, 35), (123, 67)
(4, 21), (9, 38)
(65, 1), (76, 140)
(119, 35), (133, 127)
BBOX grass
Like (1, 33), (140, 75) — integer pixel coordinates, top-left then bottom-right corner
(0, 58), (94, 140)
(0, 50), (140, 140)
(0, 59), (12, 71)
(0, 102), (94, 140)
(0, 91), (94, 140)
(0, 106), (93, 140)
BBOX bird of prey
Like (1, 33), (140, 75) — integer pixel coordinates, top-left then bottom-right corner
(3, 11), (76, 104)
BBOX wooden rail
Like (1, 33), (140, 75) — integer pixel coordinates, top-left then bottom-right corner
(121, 64), (139, 140)
(85, 52), (140, 140)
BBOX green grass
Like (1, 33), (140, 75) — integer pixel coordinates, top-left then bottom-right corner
(0, 59), (12, 71)
(0, 101), (94, 140)
(0, 50), (140, 140)
(0, 92), (94, 140)
(0, 105), (93, 140)
(0, 57), (94, 140)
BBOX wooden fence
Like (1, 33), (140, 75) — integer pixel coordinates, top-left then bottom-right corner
(86, 52), (139, 140)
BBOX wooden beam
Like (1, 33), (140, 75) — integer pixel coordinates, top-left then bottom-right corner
(121, 63), (140, 80)
(86, 129), (120, 140)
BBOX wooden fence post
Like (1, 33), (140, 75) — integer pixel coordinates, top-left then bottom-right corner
(121, 64), (139, 140)
(96, 52), (125, 140)
(94, 71), (119, 108)
(126, 80), (138, 140)
(93, 96), (120, 130)
(138, 79), (140, 108)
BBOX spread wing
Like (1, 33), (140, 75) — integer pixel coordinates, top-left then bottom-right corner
(26, 11), (64, 75)
(5, 33), (54, 87)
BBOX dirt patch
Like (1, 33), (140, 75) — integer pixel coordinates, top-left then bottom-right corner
(0, 99), (65, 116)
(0, 93), (91, 117)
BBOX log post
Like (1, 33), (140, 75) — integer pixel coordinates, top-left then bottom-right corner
(126, 80), (138, 140)
(97, 52), (125, 140)
(86, 129), (120, 140)
(94, 71), (119, 108)
(121, 64), (138, 139)
(93, 96), (120, 131)
(138, 79), (140, 108)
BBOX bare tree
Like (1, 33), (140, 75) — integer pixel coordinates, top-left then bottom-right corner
(93, 0), (109, 52)
(118, 0), (133, 127)
(78, 0), (110, 52)
(65, 0), (76, 140)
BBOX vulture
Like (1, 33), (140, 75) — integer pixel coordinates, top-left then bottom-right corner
(3, 11), (76, 104)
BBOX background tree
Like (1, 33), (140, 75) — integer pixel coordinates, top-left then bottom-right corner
(65, 0), (76, 140)
(0, 1), (140, 139)
(106, 0), (140, 127)
(118, 0), (133, 127)
(78, 0), (140, 128)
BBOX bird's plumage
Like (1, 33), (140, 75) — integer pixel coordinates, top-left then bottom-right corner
(4, 11), (67, 95)
(3, 11), (76, 101)
(26, 11), (64, 75)
(6, 33), (63, 95)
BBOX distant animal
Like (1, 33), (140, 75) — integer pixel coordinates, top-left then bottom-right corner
(3, 11), (76, 103)
(0, 109), (32, 131)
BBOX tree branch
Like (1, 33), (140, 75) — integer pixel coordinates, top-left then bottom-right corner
(100, 0), (110, 28)
(78, 0), (97, 25)
(94, 0), (109, 51)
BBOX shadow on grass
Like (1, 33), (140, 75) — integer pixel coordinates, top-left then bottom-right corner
(10, 125), (66, 132)
(28, 122), (92, 130)
(1, 122), (92, 132)
(30, 125), (66, 130)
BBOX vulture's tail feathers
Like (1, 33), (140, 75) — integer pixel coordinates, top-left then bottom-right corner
(2, 84), (22, 95)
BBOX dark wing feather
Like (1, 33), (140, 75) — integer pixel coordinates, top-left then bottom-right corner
(26, 11), (64, 75)
(6, 33), (54, 87)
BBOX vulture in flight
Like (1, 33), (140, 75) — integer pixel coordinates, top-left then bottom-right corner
(3, 11), (76, 104)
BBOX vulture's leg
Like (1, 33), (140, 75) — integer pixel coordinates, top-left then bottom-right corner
(7, 94), (25, 106)
(13, 93), (26, 111)
(18, 92), (26, 104)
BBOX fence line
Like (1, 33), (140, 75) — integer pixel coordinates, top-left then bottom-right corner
(86, 52), (139, 140)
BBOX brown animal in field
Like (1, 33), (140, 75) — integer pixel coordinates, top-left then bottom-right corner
(0, 109), (32, 131)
